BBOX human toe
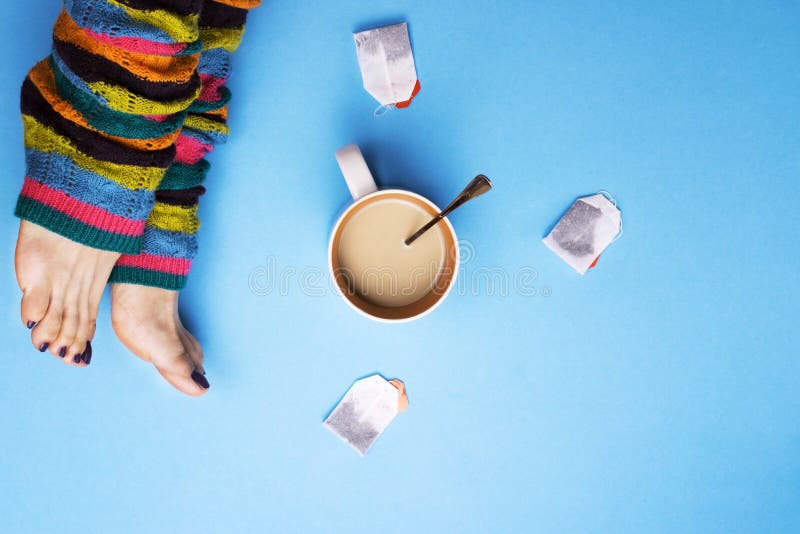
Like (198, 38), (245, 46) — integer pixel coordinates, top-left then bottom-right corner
(31, 297), (63, 354)
(20, 284), (50, 330)
(51, 305), (79, 360)
(178, 328), (204, 375)
(153, 350), (210, 397)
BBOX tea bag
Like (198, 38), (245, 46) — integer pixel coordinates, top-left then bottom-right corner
(543, 192), (622, 275)
(323, 375), (409, 456)
(353, 23), (421, 112)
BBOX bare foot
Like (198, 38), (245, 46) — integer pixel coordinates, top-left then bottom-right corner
(110, 283), (208, 397)
(15, 220), (119, 365)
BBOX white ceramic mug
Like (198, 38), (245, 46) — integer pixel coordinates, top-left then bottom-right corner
(328, 145), (460, 322)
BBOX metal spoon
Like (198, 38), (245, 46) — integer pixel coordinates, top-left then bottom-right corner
(405, 174), (493, 246)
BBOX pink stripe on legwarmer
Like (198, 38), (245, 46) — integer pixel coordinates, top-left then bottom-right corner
(174, 134), (212, 164)
(145, 114), (172, 122)
(20, 177), (145, 236)
(83, 28), (188, 56)
(198, 74), (227, 102)
(116, 253), (192, 276)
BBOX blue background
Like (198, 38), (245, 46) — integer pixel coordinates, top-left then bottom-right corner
(1, 1), (799, 532)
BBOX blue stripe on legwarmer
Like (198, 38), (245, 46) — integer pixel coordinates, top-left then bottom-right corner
(141, 226), (198, 259)
(64, 0), (177, 44)
(181, 125), (228, 146)
(197, 48), (231, 78)
(25, 149), (155, 220)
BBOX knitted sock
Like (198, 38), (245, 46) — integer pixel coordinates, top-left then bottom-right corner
(110, 0), (261, 289)
(15, 1), (210, 254)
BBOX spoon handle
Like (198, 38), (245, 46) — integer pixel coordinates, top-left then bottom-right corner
(405, 175), (492, 246)
(404, 213), (446, 246)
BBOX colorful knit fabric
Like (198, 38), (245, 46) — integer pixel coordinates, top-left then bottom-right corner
(15, 1), (208, 253)
(109, 0), (260, 289)
(16, 0), (260, 285)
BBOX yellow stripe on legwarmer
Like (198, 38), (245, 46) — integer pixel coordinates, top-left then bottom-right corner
(184, 115), (230, 136)
(87, 80), (200, 115)
(106, 0), (200, 43)
(147, 202), (200, 234)
(200, 27), (246, 52)
(22, 115), (165, 191)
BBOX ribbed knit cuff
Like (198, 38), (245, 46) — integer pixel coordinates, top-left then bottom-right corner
(109, 254), (191, 290)
(15, 195), (143, 254)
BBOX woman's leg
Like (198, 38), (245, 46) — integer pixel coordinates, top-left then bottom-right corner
(109, 0), (261, 396)
(15, 1), (205, 364)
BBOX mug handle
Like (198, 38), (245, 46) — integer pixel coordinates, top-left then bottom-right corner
(335, 144), (378, 201)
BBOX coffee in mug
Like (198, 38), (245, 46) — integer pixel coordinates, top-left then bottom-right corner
(329, 145), (459, 322)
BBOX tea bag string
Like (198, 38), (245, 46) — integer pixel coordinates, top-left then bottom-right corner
(374, 103), (395, 117)
(597, 190), (624, 242)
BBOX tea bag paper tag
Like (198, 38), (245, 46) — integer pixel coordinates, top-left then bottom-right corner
(323, 375), (408, 456)
(354, 23), (420, 108)
(543, 193), (622, 275)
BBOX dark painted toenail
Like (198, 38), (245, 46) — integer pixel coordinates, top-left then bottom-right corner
(26, 321), (35, 329)
(191, 370), (210, 389)
(38, 342), (49, 352)
(73, 354), (81, 364)
(82, 341), (92, 365)
(58, 346), (66, 358)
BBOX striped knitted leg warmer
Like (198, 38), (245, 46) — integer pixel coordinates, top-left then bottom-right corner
(110, 0), (261, 289)
(15, 1), (208, 253)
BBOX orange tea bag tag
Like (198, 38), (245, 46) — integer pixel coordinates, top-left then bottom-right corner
(389, 379), (409, 412)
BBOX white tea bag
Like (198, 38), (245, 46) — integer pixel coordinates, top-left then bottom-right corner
(323, 375), (408, 456)
(543, 192), (622, 275)
(354, 23), (421, 110)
